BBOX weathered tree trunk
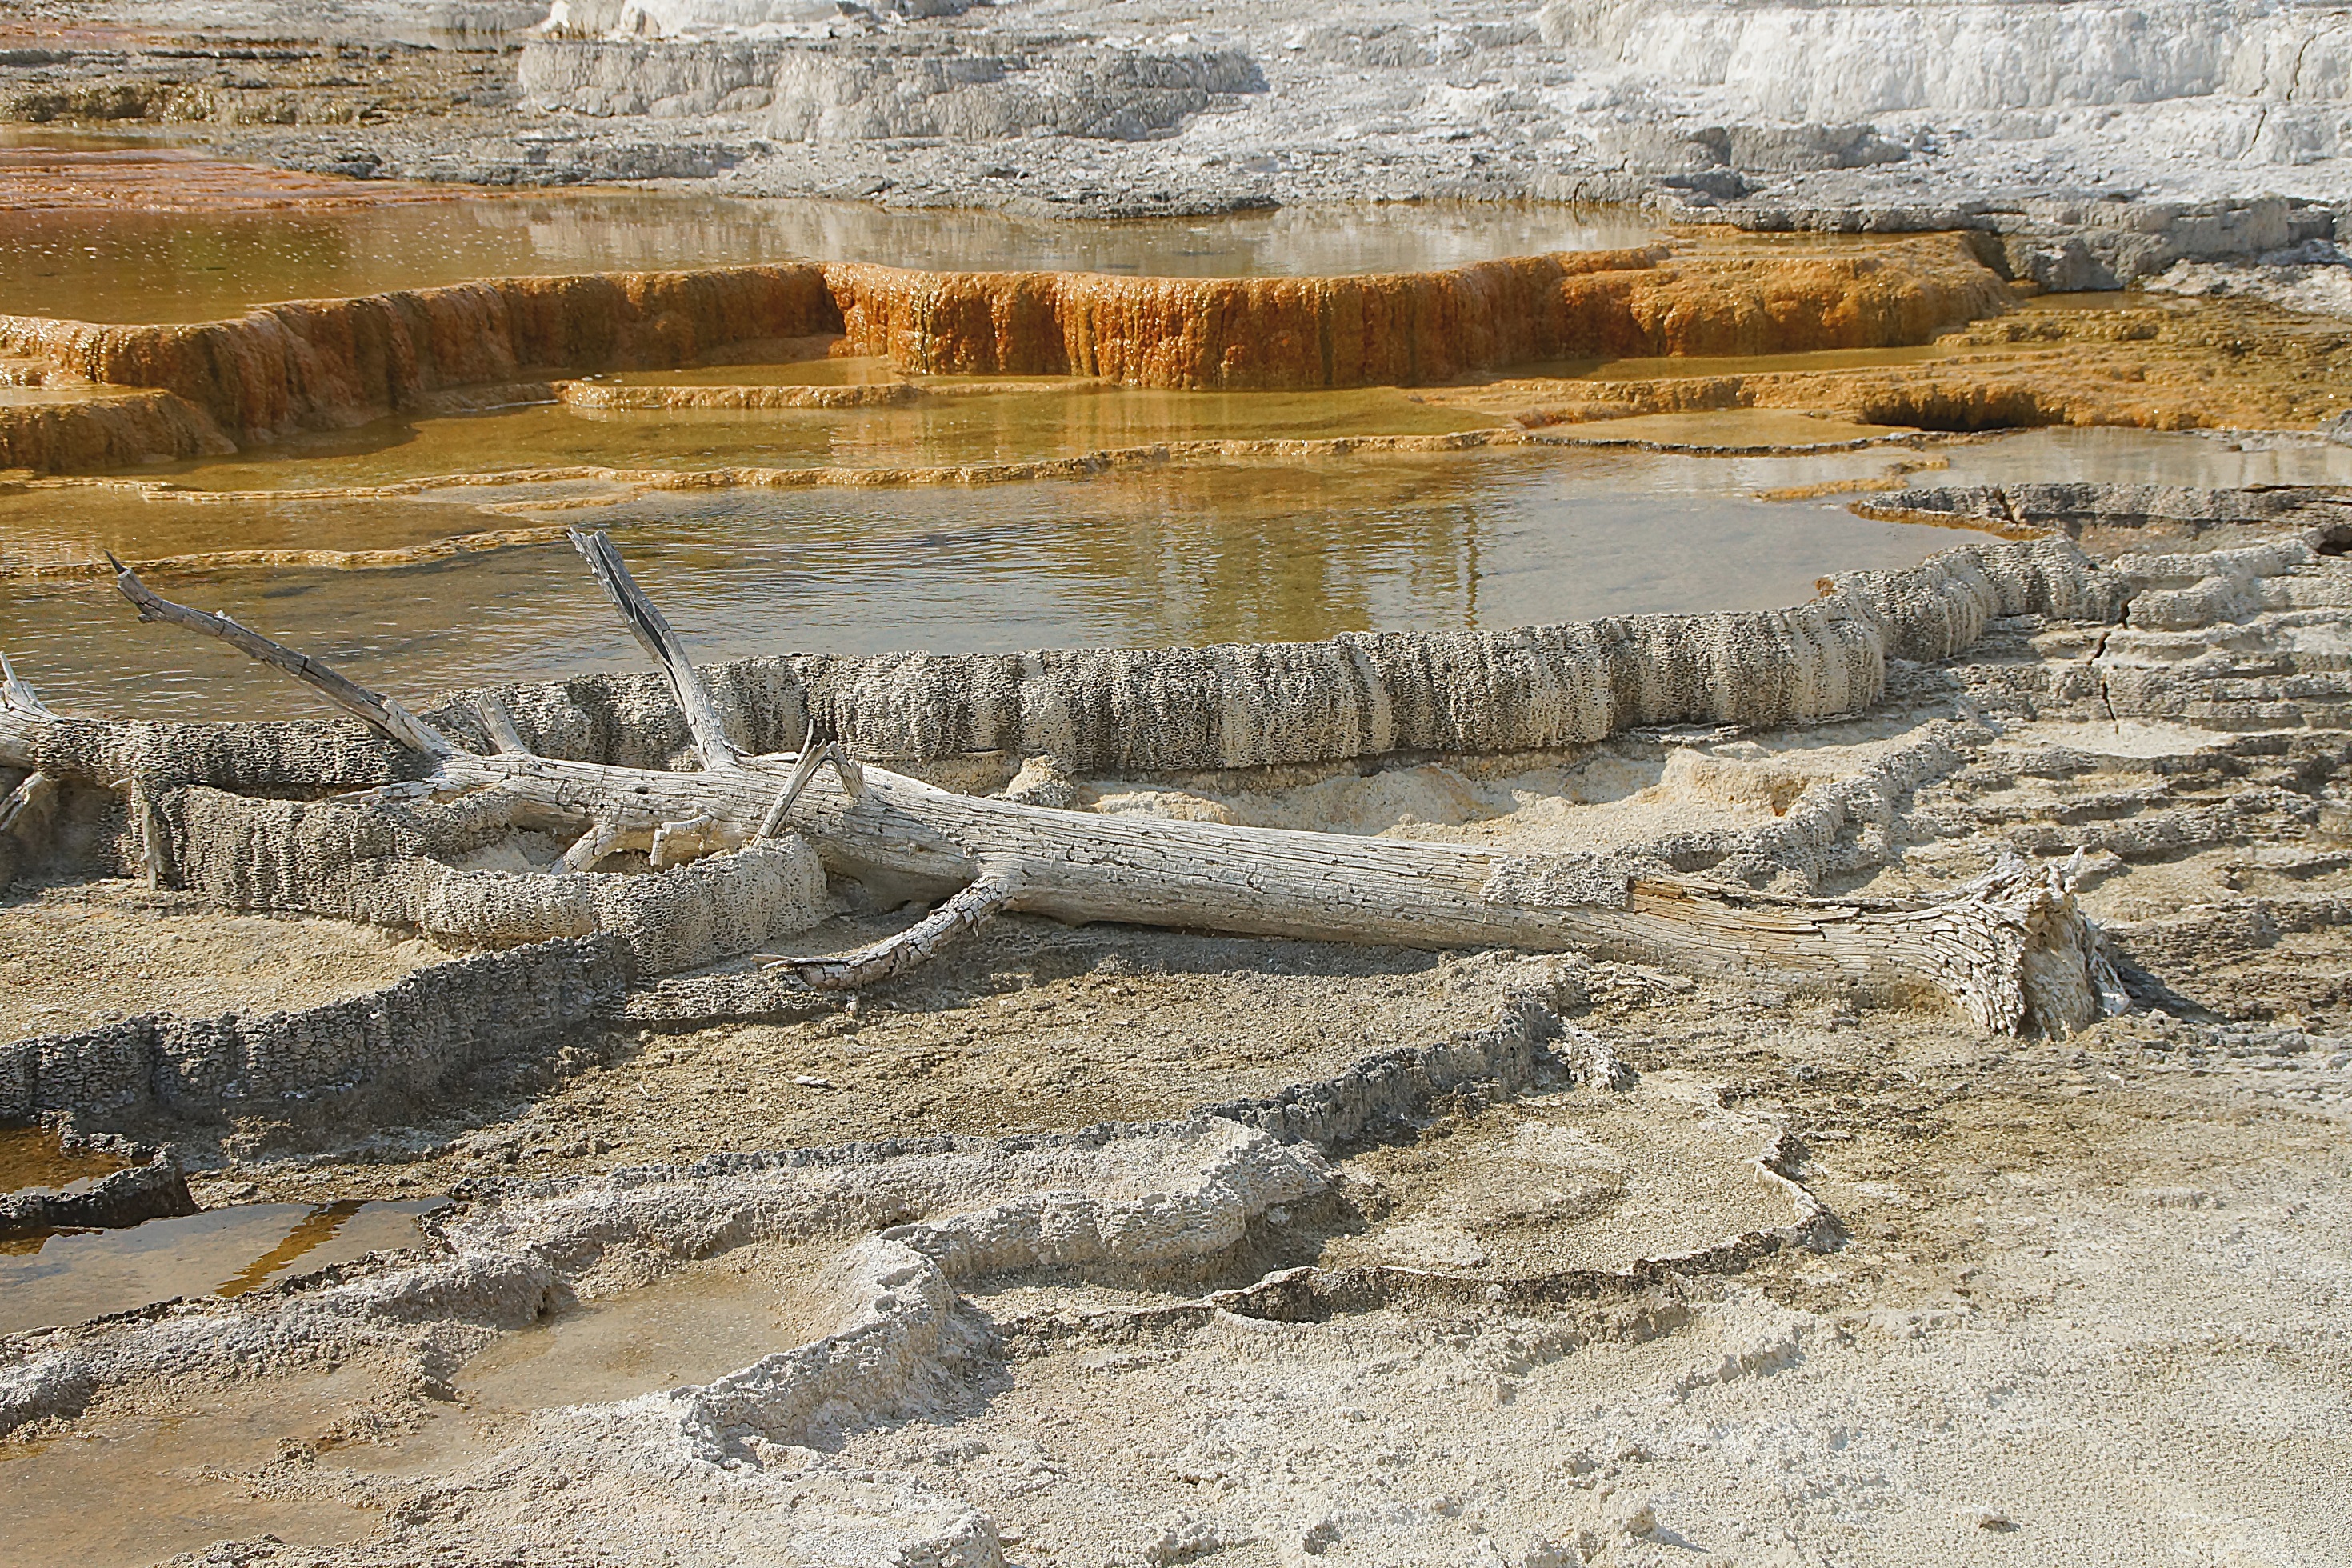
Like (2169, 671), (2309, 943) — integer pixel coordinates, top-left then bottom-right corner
(2, 536), (2122, 1035)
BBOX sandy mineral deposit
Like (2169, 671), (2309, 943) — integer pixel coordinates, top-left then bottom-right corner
(2, 6), (2350, 1568)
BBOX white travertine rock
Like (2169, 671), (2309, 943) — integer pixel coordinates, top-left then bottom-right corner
(1538, 0), (2352, 120)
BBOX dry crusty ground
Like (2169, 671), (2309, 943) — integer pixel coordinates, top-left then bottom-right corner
(210, 926), (1545, 1198)
(4, 512), (2352, 1564)
(0, 882), (440, 1043)
(830, 1000), (2352, 1567)
(6, 927), (2346, 1567)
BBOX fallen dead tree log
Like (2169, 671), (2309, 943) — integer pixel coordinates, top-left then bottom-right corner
(0, 533), (2124, 1036)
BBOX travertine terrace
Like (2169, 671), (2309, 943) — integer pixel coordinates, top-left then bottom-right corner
(3, 6), (2352, 1568)
(0, 235), (2010, 470)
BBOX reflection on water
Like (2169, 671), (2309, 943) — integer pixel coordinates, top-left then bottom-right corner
(0, 1198), (444, 1334)
(0, 1124), (130, 1197)
(1, 427), (2331, 720)
(0, 450), (1963, 718)
(128, 382), (1505, 490)
(1515, 344), (1961, 381)
(1934, 426), (2352, 489)
(0, 189), (1658, 323)
(1538, 409), (1915, 449)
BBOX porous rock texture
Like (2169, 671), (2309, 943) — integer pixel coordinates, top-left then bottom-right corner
(822, 238), (2004, 384)
(1434, 289), (2352, 437)
(519, 29), (1266, 143)
(0, 264), (846, 457)
(0, 530), (2122, 1138)
(0, 987), (1834, 1567)
(693, 537), (2104, 770)
(0, 537), (2118, 787)
(159, 789), (827, 971)
(0, 1142), (194, 1235)
(0, 936), (631, 1130)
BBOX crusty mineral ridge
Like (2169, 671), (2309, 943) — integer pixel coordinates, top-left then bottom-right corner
(0, 237), (2006, 469)
(0, 388), (230, 472)
(1431, 290), (2352, 435)
(0, 265), (844, 457)
(823, 237), (2003, 385)
(2, 538), (2121, 795)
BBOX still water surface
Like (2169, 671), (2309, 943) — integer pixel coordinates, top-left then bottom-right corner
(0, 1198), (445, 1335)
(5, 427), (2341, 720)
(2, 448), (1959, 717)
(0, 186), (1658, 322)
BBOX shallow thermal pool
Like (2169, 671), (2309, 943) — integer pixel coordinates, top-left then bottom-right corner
(0, 1198), (446, 1335)
(0, 151), (1658, 322)
(4, 426), (2346, 719)
(3, 446), (1958, 717)
(120, 379), (1512, 490)
(0, 1123), (130, 1193)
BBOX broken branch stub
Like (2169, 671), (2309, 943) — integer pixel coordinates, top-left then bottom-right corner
(48, 533), (2115, 1033)
(0, 650), (54, 725)
(791, 873), (1020, 990)
(568, 528), (742, 770)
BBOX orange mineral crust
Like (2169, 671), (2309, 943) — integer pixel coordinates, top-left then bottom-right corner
(0, 237), (2010, 470)
(824, 238), (2005, 386)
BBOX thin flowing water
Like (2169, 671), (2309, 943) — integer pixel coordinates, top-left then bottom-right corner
(29, 1243), (850, 1568)
(0, 1366), (388, 1568)
(455, 1244), (842, 1414)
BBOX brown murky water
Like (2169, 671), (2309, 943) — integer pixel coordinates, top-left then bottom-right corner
(455, 1244), (842, 1414)
(1512, 343), (1962, 382)
(0, 1366), (387, 1568)
(0, 1123), (129, 1194)
(5, 421), (2342, 720)
(0, 1198), (446, 1334)
(1531, 409), (1912, 448)
(130, 380), (1510, 490)
(0, 1240), (853, 1567)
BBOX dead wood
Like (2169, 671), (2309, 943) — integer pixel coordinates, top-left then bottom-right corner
(0, 535), (2122, 1034)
